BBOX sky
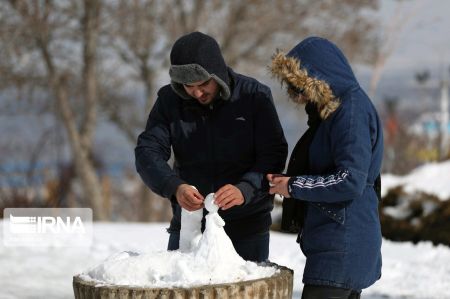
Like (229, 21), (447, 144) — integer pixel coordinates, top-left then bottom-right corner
(1, 161), (450, 299)
(379, 0), (450, 73)
(354, 0), (450, 106)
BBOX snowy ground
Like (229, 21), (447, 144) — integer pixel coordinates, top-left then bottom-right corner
(381, 160), (450, 200)
(1, 221), (449, 299)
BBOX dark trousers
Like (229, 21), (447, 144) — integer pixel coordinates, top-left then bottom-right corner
(301, 285), (361, 299)
(167, 230), (270, 263)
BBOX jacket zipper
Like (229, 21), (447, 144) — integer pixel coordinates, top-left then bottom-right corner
(207, 104), (216, 194)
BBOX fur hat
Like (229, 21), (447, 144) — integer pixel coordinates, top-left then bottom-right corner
(169, 32), (231, 100)
(270, 50), (339, 120)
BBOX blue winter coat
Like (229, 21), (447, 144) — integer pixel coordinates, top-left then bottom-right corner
(271, 37), (383, 290)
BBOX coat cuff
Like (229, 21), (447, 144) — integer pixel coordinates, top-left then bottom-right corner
(287, 177), (296, 198)
(162, 176), (186, 199)
(235, 181), (256, 206)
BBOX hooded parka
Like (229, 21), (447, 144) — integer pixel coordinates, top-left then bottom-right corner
(271, 37), (383, 290)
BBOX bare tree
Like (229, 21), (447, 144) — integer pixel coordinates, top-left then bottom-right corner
(95, 0), (381, 221)
(2, 0), (107, 220)
(0, 0), (381, 222)
(82, 0), (381, 144)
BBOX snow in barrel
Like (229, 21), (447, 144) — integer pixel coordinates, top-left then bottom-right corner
(73, 192), (294, 298)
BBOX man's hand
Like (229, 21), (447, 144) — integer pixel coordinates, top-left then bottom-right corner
(214, 184), (244, 210)
(175, 184), (204, 211)
(267, 174), (291, 198)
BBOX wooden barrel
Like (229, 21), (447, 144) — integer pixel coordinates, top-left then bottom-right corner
(73, 262), (293, 299)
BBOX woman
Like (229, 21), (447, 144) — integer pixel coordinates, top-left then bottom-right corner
(268, 37), (383, 299)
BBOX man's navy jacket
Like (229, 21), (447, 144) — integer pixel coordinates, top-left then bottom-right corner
(135, 68), (288, 238)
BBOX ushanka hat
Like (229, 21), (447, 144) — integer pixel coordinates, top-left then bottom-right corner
(169, 32), (231, 100)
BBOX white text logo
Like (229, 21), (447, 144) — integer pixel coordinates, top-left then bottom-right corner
(10, 214), (85, 234)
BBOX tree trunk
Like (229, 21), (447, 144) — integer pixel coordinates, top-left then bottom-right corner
(54, 81), (107, 220)
(34, 0), (107, 220)
(80, 0), (100, 151)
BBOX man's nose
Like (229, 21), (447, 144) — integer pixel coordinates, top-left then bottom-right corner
(193, 88), (203, 98)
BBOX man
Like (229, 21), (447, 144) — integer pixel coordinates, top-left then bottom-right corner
(135, 32), (287, 262)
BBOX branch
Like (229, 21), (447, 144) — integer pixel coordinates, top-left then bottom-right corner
(80, 0), (101, 152)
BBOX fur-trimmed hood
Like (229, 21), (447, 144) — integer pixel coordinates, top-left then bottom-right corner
(271, 37), (359, 119)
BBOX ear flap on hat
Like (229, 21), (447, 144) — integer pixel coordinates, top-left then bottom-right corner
(170, 81), (191, 100)
(210, 74), (230, 100)
(169, 63), (231, 101)
(170, 64), (211, 85)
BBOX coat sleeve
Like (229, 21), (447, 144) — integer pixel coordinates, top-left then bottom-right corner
(135, 95), (186, 200)
(288, 96), (372, 203)
(235, 86), (288, 205)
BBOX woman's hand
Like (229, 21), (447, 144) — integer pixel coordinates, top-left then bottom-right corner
(266, 174), (291, 198)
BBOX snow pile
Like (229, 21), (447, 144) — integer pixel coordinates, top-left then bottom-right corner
(382, 160), (450, 200)
(180, 208), (202, 252)
(80, 193), (278, 288)
(2, 221), (450, 298)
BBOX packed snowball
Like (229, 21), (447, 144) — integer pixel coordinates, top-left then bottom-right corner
(80, 193), (278, 288)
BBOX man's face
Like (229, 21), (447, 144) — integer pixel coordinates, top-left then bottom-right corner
(183, 78), (219, 105)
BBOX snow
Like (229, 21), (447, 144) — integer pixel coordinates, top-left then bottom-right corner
(1, 163), (449, 298)
(1, 220), (450, 298)
(179, 208), (202, 252)
(179, 185), (204, 252)
(382, 160), (450, 200)
(80, 193), (277, 288)
(3, 168), (450, 298)
(204, 193), (219, 213)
